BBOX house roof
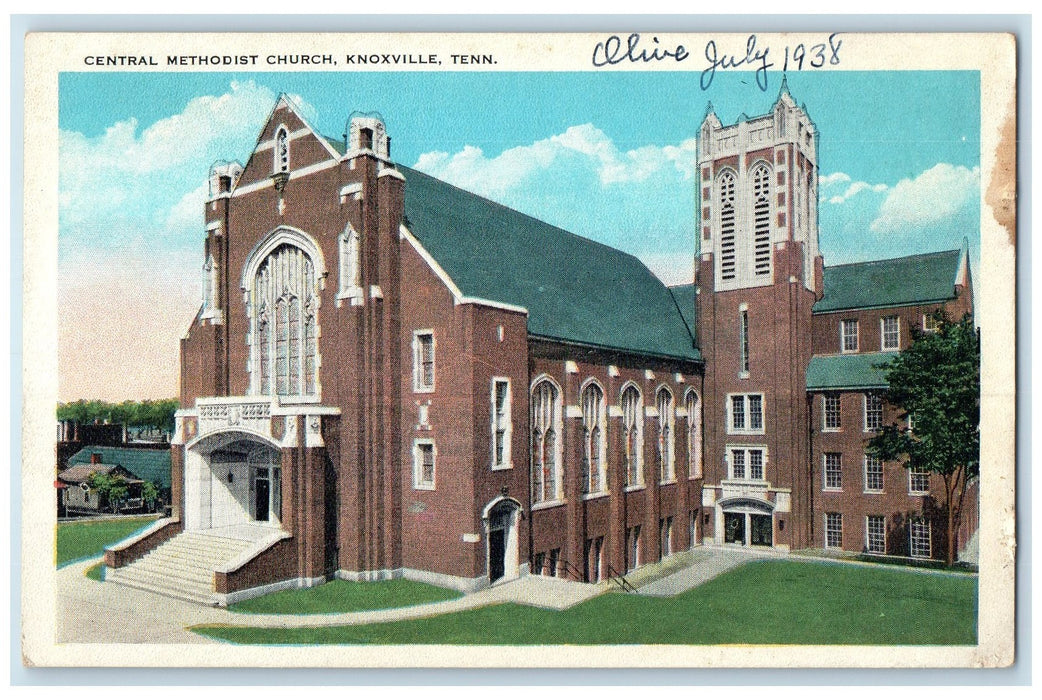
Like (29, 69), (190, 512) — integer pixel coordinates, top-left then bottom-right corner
(67, 447), (172, 489)
(814, 249), (962, 313)
(806, 352), (898, 391)
(395, 164), (701, 362)
(668, 283), (698, 341)
(57, 463), (142, 485)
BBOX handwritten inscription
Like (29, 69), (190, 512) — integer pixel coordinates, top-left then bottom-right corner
(592, 33), (843, 92)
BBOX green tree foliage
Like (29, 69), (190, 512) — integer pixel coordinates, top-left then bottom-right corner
(869, 312), (980, 565)
(88, 472), (130, 513)
(57, 398), (179, 432)
(141, 481), (159, 511)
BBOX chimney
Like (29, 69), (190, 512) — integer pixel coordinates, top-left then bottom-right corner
(91, 452), (103, 465)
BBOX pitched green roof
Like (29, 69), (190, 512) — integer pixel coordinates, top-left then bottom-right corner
(814, 249), (961, 313)
(397, 165), (701, 362)
(668, 283), (698, 342)
(806, 352), (897, 391)
(68, 446), (172, 489)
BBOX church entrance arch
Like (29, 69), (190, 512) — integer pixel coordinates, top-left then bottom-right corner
(718, 497), (774, 547)
(482, 497), (522, 585)
(184, 430), (283, 532)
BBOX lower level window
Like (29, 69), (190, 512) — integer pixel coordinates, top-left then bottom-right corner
(413, 440), (435, 489)
(728, 446), (766, 481)
(627, 525), (641, 572)
(910, 519), (932, 559)
(660, 516), (674, 558)
(825, 512), (842, 549)
(866, 515), (886, 554)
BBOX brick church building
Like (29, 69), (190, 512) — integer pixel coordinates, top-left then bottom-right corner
(104, 87), (975, 605)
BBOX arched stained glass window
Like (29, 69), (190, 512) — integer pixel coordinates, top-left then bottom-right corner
(622, 385), (644, 487)
(581, 383), (606, 495)
(657, 387), (675, 482)
(250, 243), (318, 397)
(531, 379), (562, 504)
(685, 389), (702, 479)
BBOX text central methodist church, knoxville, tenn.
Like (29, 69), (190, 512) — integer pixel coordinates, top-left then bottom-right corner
(103, 88), (975, 605)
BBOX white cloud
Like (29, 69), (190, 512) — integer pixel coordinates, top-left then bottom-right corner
(827, 180), (888, 205)
(818, 172), (852, 188)
(413, 124), (698, 201)
(870, 164), (980, 233)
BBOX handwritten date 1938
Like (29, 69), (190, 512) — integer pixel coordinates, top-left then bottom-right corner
(591, 32), (842, 94)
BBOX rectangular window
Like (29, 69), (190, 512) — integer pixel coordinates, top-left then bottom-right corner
(749, 449), (764, 480)
(731, 449), (746, 479)
(841, 319), (859, 353)
(881, 316), (900, 350)
(731, 395), (745, 431)
(909, 465), (930, 495)
(864, 393), (883, 432)
(413, 330), (435, 392)
(728, 393), (765, 434)
(910, 519), (932, 559)
(412, 440), (435, 490)
(824, 452), (843, 490)
(739, 308), (750, 375)
(825, 512), (843, 549)
(923, 313), (941, 333)
(866, 515), (886, 554)
(864, 456), (884, 492)
(490, 378), (511, 469)
(727, 446), (766, 481)
(823, 393), (841, 431)
(548, 548), (561, 577)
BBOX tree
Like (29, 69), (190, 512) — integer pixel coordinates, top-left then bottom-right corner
(141, 481), (159, 512)
(88, 472), (129, 513)
(868, 312), (980, 565)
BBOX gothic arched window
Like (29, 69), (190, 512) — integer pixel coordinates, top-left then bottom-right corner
(751, 163), (773, 277)
(581, 382), (606, 495)
(685, 389), (702, 479)
(274, 126), (290, 174)
(531, 378), (562, 504)
(657, 387), (675, 482)
(717, 170), (737, 281)
(250, 243), (318, 396)
(339, 224), (360, 296)
(622, 384), (644, 487)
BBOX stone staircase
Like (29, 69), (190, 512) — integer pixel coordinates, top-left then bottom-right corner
(105, 531), (256, 606)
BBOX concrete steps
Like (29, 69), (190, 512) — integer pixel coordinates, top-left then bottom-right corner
(106, 532), (256, 606)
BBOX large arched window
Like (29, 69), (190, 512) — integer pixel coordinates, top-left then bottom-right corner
(717, 170), (737, 281)
(657, 387), (675, 482)
(622, 384), (644, 487)
(685, 389), (703, 479)
(581, 382), (606, 495)
(531, 378), (562, 504)
(251, 243), (318, 397)
(751, 163), (773, 277)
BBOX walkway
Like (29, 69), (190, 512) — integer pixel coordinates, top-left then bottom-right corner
(636, 545), (784, 597)
(56, 558), (603, 644)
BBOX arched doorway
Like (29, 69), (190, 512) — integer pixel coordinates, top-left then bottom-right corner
(184, 430), (282, 532)
(483, 497), (522, 584)
(718, 497), (774, 547)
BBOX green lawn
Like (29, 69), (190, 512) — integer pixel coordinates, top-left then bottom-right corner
(194, 560), (977, 646)
(56, 516), (160, 566)
(229, 579), (461, 614)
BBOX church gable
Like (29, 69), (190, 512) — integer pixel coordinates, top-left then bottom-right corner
(234, 95), (340, 194)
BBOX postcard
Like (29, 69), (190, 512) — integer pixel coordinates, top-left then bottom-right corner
(21, 30), (1016, 668)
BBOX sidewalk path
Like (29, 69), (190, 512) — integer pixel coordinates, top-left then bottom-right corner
(56, 558), (603, 644)
(635, 545), (784, 597)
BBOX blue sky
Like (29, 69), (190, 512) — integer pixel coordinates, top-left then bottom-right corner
(57, 70), (981, 400)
